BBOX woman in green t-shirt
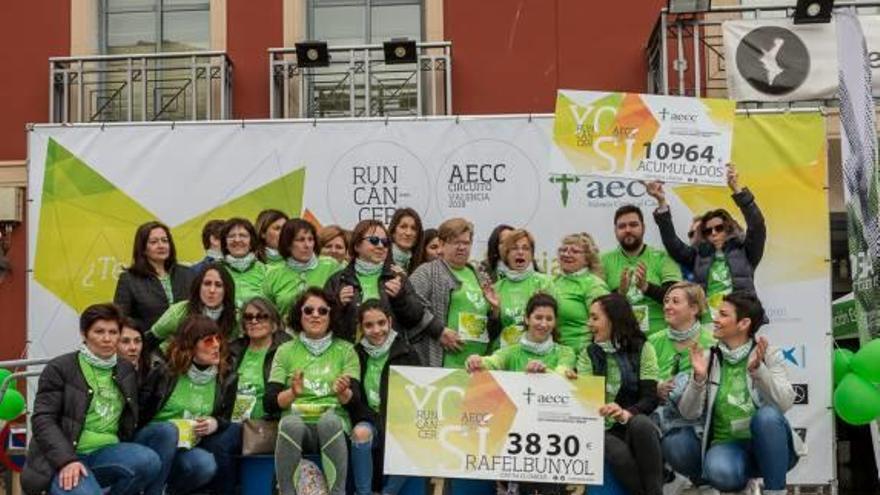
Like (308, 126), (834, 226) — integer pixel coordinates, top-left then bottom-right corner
(578, 293), (662, 495)
(138, 314), (239, 495)
(264, 288), (362, 495)
(254, 209), (289, 268)
(467, 293), (576, 377)
(263, 218), (342, 322)
(551, 232), (610, 355)
(147, 263), (239, 353)
(219, 218), (268, 310)
(493, 229), (551, 349)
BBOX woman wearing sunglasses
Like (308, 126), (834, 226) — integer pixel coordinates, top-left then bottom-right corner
(264, 288), (361, 495)
(387, 207), (426, 274)
(219, 218), (268, 310)
(137, 315), (239, 495)
(551, 233), (610, 355)
(254, 209), (289, 269)
(325, 219), (435, 343)
(409, 218), (500, 368)
(647, 163), (766, 317)
(147, 263), (239, 354)
(493, 228), (551, 350)
(263, 218), (342, 322)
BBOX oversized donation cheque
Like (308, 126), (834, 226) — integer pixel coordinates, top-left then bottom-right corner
(384, 366), (606, 485)
(551, 90), (735, 186)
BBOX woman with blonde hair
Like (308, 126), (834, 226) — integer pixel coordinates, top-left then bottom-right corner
(318, 225), (351, 264)
(551, 232), (610, 354)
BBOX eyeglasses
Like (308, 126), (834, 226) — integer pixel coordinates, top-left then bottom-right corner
(243, 312), (269, 323)
(198, 334), (221, 347)
(303, 305), (330, 317)
(557, 246), (585, 255)
(701, 224), (726, 236)
(365, 236), (391, 248)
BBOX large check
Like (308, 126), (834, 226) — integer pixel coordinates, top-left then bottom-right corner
(384, 366), (605, 485)
(550, 90), (735, 186)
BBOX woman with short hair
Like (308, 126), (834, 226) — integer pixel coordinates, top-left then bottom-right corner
(115, 221), (194, 331)
(254, 209), (289, 268)
(22, 303), (162, 495)
(325, 219), (434, 343)
(263, 218), (342, 321)
(318, 225), (351, 264)
(387, 207), (426, 274)
(137, 315), (239, 495)
(493, 229), (551, 349)
(578, 293), (663, 495)
(551, 232), (610, 354)
(264, 288), (361, 495)
(219, 218), (267, 310)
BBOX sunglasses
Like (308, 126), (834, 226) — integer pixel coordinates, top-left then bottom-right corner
(198, 334), (221, 347)
(365, 236), (391, 248)
(243, 312), (269, 323)
(701, 224), (726, 236)
(303, 305), (330, 317)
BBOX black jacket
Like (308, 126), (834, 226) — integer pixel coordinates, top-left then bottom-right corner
(324, 261), (434, 343)
(654, 188), (766, 295)
(585, 340), (659, 418)
(228, 331), (291, 419)
(22, 353), (139, 495)
(348, 336), (421, 492)
(114, 264), (195, 332)
(138, 361), (238, 431)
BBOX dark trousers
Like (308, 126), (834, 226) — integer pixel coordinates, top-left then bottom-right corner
(605, 414), (663, 495)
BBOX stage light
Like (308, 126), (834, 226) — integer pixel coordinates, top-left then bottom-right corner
(667, 0), (711, 14)
(793, 0), (834, 24)
(383, 39), (417, 65)
(295, 41), (330, 68)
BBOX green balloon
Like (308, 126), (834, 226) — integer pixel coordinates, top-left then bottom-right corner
(0, 388), (25, 420)
(834, 349), (855, 386)
(852, 340), (880, 383)
(834, 373), (880, 425)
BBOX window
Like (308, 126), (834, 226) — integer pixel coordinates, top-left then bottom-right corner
(102, 0), (210, 54)
(309, 0), (423, 45)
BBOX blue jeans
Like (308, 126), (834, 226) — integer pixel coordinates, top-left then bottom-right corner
(350, 421), (408, 495)
(133, 421), (218, 495)
(199, 422), (243, 495)
(662, 406), (798, 491)
(48, 442), (161, 495)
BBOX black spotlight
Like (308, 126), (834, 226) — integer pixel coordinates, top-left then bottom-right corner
(793, 0), (834, 24)
(383, 39), (417, 65)
(295, 41), (330, 68)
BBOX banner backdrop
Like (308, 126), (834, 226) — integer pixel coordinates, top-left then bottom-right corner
(27, 113), (832, 484)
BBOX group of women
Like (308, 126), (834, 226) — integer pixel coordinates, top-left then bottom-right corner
(24, 165), (800, 495)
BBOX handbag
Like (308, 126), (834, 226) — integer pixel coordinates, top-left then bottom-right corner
(241, 418), (278, 455)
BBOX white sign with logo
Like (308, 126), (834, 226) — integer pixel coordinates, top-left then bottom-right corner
(723, 19), (839, 102)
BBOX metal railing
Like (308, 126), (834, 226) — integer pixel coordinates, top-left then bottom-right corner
(269, 41), (452, 119)
(49, 51), (232, 123)
(645, 1), (880, 105)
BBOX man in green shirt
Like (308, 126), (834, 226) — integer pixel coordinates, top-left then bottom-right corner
(601, 204), (682, 336)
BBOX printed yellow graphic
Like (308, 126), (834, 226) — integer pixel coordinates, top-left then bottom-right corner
(35, 138), (306, 313)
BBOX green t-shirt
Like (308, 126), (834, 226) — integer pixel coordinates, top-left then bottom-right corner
(268, 338), (361, 432)
(551, 271), (610, 354)
(225, 259), (268, 310)
(647, 326), (716, 381)
(600, 246), (682, 336)
(76, 355), (123, 454)
(444, 266), (491, 369)
(711, 359), (756, 444)
(364, 353), (390, 412)
(263, 257), (342, 322)
(233, 347), (269, 421)
(494, 272), (551, 349)
(357, 272), (382, 303)
(577, 342), (659, 429)
(706, 252), (733, 318)
(153, 374), (217, 422)
(482, 342), (576, 374)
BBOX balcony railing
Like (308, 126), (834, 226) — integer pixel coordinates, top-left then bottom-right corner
(269, 41), (452, 119)
(49, 51), (232, 123)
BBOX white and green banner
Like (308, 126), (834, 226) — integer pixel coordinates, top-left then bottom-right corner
(27, 113), (832, 483)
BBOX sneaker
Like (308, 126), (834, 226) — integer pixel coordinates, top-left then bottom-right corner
(663, 473), (692, 495)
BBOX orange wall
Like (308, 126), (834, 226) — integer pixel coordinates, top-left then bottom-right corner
(227, 0), (284, 119)
(444, 0), (668, 114)
(0, 2), (70, 360)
